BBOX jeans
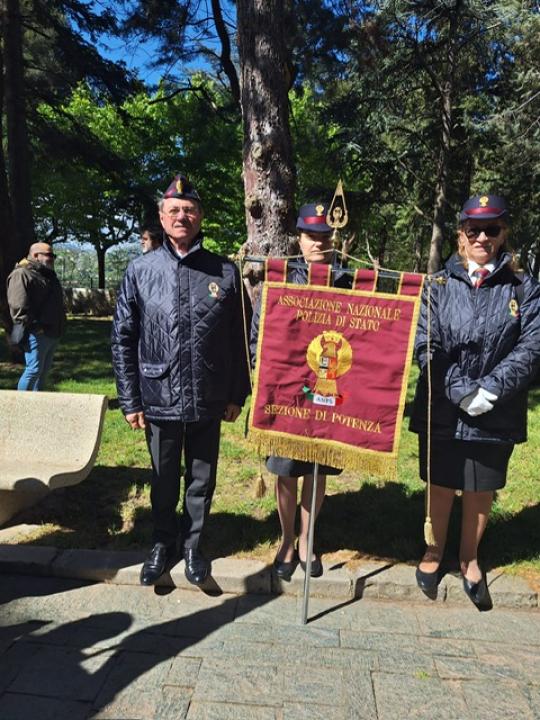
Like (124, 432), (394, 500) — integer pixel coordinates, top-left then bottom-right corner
(17, 332), (59, 391)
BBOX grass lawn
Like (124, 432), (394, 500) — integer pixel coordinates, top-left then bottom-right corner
(1, 317), (539, 582)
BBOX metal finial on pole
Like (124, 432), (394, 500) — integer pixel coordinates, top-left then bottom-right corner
(300, 461), (319, 625)
(326, 179), (349, 230)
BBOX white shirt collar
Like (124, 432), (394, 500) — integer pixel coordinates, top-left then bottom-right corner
(468, 260), (495, 280)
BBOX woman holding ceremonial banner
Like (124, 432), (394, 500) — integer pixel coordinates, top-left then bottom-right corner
(410, 194), (540, 610)
(250, 202), (352, 580)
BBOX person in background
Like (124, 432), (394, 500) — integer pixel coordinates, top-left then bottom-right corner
(7, 242), (66, 391)
(112, 173), (251, 588)
(251, 202), (351, 581)
(410, 194), (540, 610)
(140, 224), (163, 254)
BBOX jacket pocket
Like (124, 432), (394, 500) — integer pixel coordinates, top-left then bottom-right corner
(140, 361), (172, 407)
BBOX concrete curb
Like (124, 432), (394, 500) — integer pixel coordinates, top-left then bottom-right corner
(0, 544), (538, 609)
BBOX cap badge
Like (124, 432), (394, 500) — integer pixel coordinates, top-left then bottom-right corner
(315, 204), (324, 216)
(479, 195), (489, 207)
(176, 178), (184, 194)
(509, 299), (520, 318)
(208, 282), (220, 299)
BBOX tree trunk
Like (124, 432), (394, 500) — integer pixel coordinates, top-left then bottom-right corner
(96, 245), (106, 289)
(236, 0), (296, 257)
(426, 5), (460, 274)
(3, 0), (35, 257)
(0, 9), (16, 334)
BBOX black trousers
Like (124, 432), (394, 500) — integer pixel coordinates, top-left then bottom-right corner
(145, 418), (221, 549)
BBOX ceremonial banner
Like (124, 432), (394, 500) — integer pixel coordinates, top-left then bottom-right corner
(249, 262), (423, 478)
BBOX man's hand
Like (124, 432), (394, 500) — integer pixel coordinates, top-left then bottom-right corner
(223, 403), (241, 422)
(125, 411), (146, 429)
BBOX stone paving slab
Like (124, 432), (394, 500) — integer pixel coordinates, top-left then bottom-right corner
(0, 544), (60, 576)
(187, 701), (278, 719)
(0, 692), (91, 720)
(2, 575), (540, 719)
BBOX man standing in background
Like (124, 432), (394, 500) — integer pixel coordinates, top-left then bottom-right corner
(140, 224), (163, 253)
(7, 242), (65, 391)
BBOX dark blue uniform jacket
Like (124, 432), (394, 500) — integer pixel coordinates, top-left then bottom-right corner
(410, 252), (540, 444)
(111, 235), (251, 422)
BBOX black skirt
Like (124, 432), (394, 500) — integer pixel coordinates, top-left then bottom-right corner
(266, 456), (342, 478)
(418, 435), (513, 492)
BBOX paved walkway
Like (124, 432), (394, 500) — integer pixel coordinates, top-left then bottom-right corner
(1, 572), (540, 719)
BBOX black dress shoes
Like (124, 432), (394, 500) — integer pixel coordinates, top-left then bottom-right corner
(273, 555), (298, 581)
(298, 553), (323, 578)
(140, 543), (175, 586)
(415, 566), (439, 599)
(463, 574), (493, 611)
(183, 547), (210, 586)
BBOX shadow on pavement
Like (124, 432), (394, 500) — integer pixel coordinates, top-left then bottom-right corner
(0, 570), (292, 719)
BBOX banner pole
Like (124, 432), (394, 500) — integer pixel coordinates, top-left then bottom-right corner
(300, 461), (319, 625)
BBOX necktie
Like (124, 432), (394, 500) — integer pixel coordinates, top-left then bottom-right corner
(472, 268), (490, 287)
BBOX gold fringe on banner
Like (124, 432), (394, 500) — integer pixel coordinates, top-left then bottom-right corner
(248, 428), (397, 480)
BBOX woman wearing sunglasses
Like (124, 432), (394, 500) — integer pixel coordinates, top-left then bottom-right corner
(410, 194), (540, 610)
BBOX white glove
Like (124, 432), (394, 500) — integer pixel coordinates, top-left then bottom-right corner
(459, 387), (498, 416)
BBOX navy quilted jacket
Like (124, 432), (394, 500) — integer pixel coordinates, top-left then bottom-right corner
(111, 235), (251, 421)
(410, 252), (540, 444)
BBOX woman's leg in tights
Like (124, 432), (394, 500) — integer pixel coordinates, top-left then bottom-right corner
(298, 474), (327, 562)
(274, 476), (298, 562)
(460, 490), (493, 584)
(418, 484), (456, 573)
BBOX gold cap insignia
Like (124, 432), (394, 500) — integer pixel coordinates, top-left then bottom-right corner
(509, 299), (519, 318)
(176, 178), (184, 194)
(479, 195), (489, 207)
(315, 204), (324, 216)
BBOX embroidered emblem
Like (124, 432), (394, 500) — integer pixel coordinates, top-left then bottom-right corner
(509, 299), (520, 318)
(315, 204), (325, 216)
(176, 177), (184, 194)
(302, 332), (352, 406)
(479, 195), (489, 207)
(208, 282), (220, 299)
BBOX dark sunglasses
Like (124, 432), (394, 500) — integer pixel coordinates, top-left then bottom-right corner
(37, 251), (57, 259)
(464, 225), (503, 239)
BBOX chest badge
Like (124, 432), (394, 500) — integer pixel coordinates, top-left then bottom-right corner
(208, 282), (220, 299)
(509, 298), (520, 318)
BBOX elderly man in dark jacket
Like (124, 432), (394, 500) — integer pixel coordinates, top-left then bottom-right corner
(7, 242), (65, 391)
(112, 174), (251, 587)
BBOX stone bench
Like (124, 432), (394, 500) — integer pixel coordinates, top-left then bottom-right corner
(0, 390), (108, 526)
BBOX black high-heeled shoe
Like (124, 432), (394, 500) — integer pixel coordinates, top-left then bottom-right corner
(273, 552), (298, 581)
(415, 566), (439, 599)
(297, 542), (323, 578)
(462, 574), (492, 611)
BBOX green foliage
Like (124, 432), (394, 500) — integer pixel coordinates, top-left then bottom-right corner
(33, 75), (245, 276)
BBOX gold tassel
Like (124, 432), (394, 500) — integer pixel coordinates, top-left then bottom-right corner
(253, 474), (267, 499)
(424, 516), (437, 547)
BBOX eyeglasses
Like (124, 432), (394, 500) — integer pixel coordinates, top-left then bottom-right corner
(162, 206), (199, 219)
(37, 251), (56, 259)
(464, 225), (503, 239)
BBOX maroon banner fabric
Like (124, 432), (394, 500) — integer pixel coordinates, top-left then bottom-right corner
(249, 279), (423, 477)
